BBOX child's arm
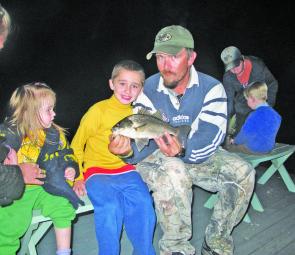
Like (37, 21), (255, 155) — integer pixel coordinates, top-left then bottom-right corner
(73, 180), (86, 197)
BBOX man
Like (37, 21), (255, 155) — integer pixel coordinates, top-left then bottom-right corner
(221, 46), (278, 137)
(109, 25), (255, 255)
(0, 4), (45, 206)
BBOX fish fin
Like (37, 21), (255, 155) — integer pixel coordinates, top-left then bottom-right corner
(137, 108), (151, 115)
(152, 110), (164, 120)
(135, 138), (149, 151)
(177, 125), (191, 149)
(137, 108), (164, 120)
(134, 123), (148, 129)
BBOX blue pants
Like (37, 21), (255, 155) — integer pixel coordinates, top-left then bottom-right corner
(86, 171), (156, 255)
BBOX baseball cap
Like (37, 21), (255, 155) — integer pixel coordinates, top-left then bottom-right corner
(146, 25), (194, 60)
(220, 46), (243, 72)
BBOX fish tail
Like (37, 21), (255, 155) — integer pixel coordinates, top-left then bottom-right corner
(177, 125), (191, 148)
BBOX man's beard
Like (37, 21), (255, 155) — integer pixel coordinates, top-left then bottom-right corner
(163, 80), (178, 89)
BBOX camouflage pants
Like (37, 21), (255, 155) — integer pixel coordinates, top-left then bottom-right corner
(136, 147), (255, 255)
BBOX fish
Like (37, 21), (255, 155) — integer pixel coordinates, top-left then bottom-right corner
(112, 111), (191, 152)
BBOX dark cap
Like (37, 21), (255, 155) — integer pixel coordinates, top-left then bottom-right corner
(0, 165), (24, 206)
(220, 46), (243, 72)
(146, 25), (194, 60)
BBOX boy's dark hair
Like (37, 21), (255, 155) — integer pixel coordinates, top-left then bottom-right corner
(111, 60), (145, 83)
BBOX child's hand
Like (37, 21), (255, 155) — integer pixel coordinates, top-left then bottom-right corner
(64, 167), (76, 181)
(108, 134), (132, 156)
(4, 148), (18, 165)
(73, 180), (87, 197)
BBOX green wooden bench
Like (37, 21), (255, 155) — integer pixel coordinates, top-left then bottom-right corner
(17, 195), (94, 255)
(204, 143), (295, 223)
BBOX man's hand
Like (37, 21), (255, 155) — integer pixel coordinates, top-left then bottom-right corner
(154, 132), (182, 157)
(3, 148), (18, 165)
(108, 135), (132, 156)
(73, 179), (87, 197)
(19, 163), (45, 185)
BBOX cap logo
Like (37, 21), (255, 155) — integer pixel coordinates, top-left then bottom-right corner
(157, 33), (172, 42)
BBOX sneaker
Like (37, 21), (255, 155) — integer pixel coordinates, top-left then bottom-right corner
(201, 239), (220, 255)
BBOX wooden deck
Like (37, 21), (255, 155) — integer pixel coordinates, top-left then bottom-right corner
(33, 167), (295, 255)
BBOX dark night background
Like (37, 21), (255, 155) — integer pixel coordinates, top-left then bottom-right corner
(0, 1), (294, 171)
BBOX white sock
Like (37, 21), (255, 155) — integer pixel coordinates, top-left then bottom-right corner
(56, 248), (71, 255)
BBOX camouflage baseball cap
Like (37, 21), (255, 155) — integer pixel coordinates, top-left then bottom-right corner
(220, 46), (243, 72)
(146, 25), (194, 60)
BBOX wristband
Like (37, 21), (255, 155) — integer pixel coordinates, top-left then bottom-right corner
(176, 147), (185, 157)
(118, 149), (133, 159)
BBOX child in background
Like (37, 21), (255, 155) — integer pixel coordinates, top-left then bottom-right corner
(0, 82), (78, 255)
(72, 60), (156, 255)
(226, 81), (281, 154)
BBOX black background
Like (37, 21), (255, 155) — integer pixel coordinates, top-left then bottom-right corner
(1, 1), (294, 170)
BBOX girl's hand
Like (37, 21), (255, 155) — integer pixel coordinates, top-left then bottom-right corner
(64, 167), (76, 181)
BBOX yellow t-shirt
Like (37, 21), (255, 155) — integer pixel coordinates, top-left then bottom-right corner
(17, 130), (68, 164)
(71, 95), (133, 180)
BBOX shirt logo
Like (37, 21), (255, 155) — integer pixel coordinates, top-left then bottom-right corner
(172, 114), (190, 123)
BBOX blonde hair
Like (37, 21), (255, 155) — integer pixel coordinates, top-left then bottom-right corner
(111, 60), (145, 84)
(244, 81), (268, 101)
(0, 4), (11, 40)
(8, 82), (65, 140)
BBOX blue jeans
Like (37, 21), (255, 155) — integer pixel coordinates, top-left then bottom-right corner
(86, 171), (156, 255)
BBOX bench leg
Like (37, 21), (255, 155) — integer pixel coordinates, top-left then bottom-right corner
(250, 192), (264, 212)
(243, 214), (251, 223)
(18, 223), (39, 255)
(258, 153), (295, 192)
(204, 194), (217, 209)
(278, 165), (295, 192)
(28, 221), (53, 255)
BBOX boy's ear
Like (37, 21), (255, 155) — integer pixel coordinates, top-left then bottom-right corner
(109, 79), (114, 91)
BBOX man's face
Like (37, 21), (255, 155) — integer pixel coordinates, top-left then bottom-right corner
(230, 60), (244, 75)
(156, 48), (195, 89)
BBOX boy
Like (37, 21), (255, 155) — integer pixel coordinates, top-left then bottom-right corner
(226, 81), (281, 154)
(72, 60), (156, 255)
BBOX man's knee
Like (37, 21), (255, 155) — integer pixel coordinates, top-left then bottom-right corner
(163, 157), (192, 189)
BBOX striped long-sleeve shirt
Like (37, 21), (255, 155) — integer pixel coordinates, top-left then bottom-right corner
(125, 66), (228, 164)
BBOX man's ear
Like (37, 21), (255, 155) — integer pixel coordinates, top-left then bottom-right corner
(188, 51), (197, 66)
(109, 79), (114, 91)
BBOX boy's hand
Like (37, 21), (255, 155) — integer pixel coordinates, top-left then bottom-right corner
(73, 180), (87, 196)
(108, 134), (132, 156)
(65, 167), (76, 181)
(154, 132), (182, 157)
